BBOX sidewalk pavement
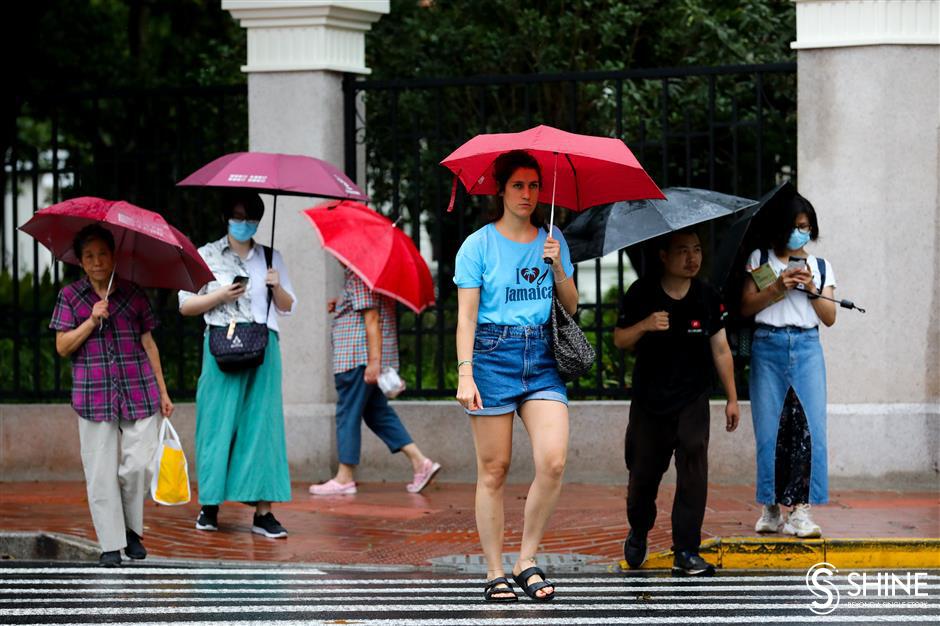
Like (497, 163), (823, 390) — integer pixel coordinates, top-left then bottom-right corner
(2, 481), (937, 569)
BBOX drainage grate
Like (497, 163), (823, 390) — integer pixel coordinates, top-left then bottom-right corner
(0, 532), (98, 562)
(429, 552), (613, 573)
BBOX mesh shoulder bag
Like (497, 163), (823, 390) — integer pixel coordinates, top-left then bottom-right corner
(549, 291), (596, 381)
(208, 245), (273, 372)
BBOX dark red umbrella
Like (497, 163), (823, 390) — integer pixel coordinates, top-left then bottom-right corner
(440, 124), (664, 232)
(177, 151), (369, 247)
(19, 196), (214, 292)
(302, 200), (435, 314)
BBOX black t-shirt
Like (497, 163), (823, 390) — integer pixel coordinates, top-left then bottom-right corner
(617, 277), (725, 414)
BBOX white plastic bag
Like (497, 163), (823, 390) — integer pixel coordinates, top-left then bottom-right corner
(150, 418), (191, 506)
(377, 367), (406, 399)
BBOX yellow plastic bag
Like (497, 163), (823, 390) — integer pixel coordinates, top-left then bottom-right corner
(150, 418), (191, 505)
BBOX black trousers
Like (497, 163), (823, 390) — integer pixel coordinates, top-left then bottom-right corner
(624, 392), (710, 553)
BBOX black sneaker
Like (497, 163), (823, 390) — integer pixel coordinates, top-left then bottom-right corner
(195, 505), (219, 531)
(251, 512), (288, 538)
(672, 549), (716, 577)
(623, 529), (648, 569)
(124, 529), (147, 560)
(99, 550), (121, 567)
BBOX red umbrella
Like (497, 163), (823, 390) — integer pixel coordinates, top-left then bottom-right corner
(177, 151), (369, 247)
(440, 124), (664, 231)
(19, 196), (214, 292)
(302, 200), (435, 314)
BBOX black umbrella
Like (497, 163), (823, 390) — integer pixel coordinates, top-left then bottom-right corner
(564, 186), (759, 286)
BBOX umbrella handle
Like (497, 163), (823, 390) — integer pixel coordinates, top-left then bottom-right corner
(544, 151), (558, 265)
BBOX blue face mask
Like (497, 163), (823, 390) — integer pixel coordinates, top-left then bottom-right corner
(787, 228), (811, 250)
(228, 219), (258, 242)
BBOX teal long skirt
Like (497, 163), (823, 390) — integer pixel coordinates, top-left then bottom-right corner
(195, 330), (291, 504)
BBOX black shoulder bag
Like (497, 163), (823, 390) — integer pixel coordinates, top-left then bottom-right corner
(549, 287), (596, 382)
(208, 245), (273, 372)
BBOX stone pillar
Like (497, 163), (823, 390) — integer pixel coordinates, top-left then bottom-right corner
(793, 0), (939, 480)
(222, 1), (389, 477)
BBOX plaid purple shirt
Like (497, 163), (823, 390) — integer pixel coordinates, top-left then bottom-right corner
(331, 268), (400, 375)
(50, 277), (161, 422)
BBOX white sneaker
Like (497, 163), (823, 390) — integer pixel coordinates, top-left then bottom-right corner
(755, 504), (784, 533)
(783, 504), (822, 538)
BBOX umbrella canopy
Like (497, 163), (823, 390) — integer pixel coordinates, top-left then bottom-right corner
(564, 187), (758, 278)
(711, 181), (795, 286)
(177, 151), (368, 200)
(440, 124), (664, 212)
(302, 200), (435, 314)
(19, 196), (214, 292)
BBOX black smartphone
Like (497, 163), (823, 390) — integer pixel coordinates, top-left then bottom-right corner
(232, 275), (249, 287)
(786, 256), (808, 272)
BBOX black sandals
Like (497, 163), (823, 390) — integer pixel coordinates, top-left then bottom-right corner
(513, 565), (556, 601)
(483, 577), (518, 602)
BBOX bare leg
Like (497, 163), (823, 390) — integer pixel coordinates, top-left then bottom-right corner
(400, 443), (428, 473)
(470, 413), (515, 599)
(334, 463), (356, 484)
(513, 400), (569, 598)
(255, 501), (270, 516)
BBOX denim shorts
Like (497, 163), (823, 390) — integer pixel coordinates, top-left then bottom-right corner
(467, 323), (568, 416)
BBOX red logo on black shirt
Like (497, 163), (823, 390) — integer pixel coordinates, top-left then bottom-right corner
(688, 319), (704, 334)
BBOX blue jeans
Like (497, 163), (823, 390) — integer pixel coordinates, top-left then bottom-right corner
(334, 365), (413, 466)
(749, 325), (828, 505)
(467, 323), (568, 416)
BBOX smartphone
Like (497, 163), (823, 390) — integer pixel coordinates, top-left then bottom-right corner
(232, 275), (249, 287)
(787, 256), (808, 272)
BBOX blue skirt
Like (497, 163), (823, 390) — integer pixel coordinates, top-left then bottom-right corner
(749, 326), (828, 505)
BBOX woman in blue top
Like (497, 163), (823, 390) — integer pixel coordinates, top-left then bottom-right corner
(454, 150), (578, 603)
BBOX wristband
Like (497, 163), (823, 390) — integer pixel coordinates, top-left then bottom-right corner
(457, 359), (473, 370)
(554, 273), (569, 284)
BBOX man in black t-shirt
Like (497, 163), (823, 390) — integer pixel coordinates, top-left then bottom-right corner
(614, 229), (740, 577)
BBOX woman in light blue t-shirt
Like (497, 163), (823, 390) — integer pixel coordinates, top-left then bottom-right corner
(453, 150), (579, 603)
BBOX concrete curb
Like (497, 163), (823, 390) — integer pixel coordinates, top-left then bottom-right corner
(623, 537), (940, 571)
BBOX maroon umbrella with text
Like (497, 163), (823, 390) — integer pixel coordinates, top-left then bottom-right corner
(177, 151), (368, 247)
(19, 196), (214, 291)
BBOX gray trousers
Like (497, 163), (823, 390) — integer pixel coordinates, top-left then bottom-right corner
(77, 414), (160, 552)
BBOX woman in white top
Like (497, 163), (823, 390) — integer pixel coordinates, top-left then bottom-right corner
(178, 191), (296, 539)
(741, 193), (836, 539)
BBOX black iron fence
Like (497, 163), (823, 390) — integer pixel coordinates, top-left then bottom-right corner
(1, 85), (247, 401)
(344, 62), (797, 399)
(2, 63), (796, 403)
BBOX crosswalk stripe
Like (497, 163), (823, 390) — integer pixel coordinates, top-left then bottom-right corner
(4, 575), (937, 584)
(3, 568), (327, 576)
(3, 601), (939, 616)
(3, 566), (936, 625)
(10, 617), (940, 625)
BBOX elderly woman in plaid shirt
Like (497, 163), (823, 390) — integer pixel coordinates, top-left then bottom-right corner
(51, 224), (174, 567)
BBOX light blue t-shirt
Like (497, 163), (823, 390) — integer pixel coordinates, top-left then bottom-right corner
(453, 223), (575, 326)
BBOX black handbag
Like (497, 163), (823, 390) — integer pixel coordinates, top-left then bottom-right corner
(549, 291), (596, 381)
(208, 246), (273, 373)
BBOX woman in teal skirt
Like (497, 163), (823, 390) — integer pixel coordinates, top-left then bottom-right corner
(178, 192), (296, 538)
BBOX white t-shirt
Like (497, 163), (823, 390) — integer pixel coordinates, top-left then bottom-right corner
(746, 249), (836, 329)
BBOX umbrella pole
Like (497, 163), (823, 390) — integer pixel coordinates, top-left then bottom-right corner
(270, 195), (278, 249)
(544, 151), (558, 265)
